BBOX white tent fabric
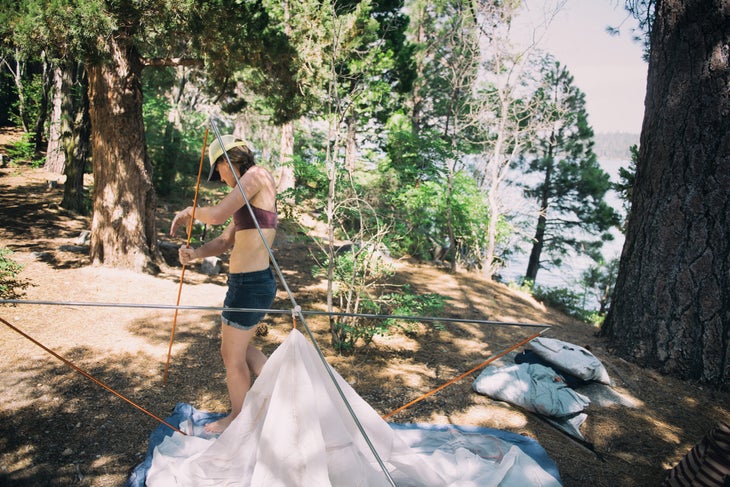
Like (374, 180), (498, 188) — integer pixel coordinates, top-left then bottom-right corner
(145, 329), (562, 486)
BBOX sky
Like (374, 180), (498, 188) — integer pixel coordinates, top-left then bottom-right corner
(515, 0), (648, 134)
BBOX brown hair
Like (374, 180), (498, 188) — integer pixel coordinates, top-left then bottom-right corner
(216, 144), (256, 176)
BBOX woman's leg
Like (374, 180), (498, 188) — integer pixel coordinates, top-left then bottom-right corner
(246, 344), (268, 376)
(205, 323), (258, 434)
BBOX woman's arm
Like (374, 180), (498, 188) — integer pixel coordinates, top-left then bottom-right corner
(177, 221), (236, 265)
(170, 167), (270, 234)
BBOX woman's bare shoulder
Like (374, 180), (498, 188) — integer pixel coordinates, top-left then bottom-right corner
(247, 165), (276, 187)
(242, 166), (277, 207)
(244, 165), (272, 180)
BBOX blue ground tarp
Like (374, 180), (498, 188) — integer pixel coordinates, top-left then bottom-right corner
(128, 402), (561, 486)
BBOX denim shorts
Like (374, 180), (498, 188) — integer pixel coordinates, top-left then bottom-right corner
(221, 268), (277, 330)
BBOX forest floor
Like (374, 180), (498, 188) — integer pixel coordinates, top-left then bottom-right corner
(1, 128), (729, 486)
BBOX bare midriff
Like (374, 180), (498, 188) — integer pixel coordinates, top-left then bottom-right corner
(229, 228), (276, 273)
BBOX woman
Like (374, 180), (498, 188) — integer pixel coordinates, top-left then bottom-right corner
(170, 135), (278, 434)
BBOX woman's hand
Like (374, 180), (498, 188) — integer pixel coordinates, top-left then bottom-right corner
(178, 245), (197, 265)
(170, 206), (194, 237)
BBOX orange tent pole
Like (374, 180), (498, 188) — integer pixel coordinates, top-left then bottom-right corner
(382, 329), (546, 420)
(0, 316), (185, 435)
(163, 128), (209, 384)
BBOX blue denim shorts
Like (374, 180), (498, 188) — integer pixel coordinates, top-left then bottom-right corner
(221, 268), (277, 330)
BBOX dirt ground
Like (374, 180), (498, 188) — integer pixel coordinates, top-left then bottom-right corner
(1, 130), (729, 486)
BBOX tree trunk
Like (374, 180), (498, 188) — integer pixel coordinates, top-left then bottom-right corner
(602, 0), (730, 385)
(61, 65), (90, 214)
(276, 0), (295, 198)
(45, 65), (66, 175)
(87, 35), (159, 273)
(32, 57), (52, 154)
(525, 151), (554, 283)
(47, 61), (90, 214)
(345, 114), (357, 177)
(445, 164), (457, 272)
(276, 121), (295, 196)
(525, 212), (546, 283)
(7, 51), (29, 132)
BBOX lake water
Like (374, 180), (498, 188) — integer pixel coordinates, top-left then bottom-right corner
(499, 158), (629, 310)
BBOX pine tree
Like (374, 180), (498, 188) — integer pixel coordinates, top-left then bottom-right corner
(603, 0), (730, 385)
(516, 59), (619, 283)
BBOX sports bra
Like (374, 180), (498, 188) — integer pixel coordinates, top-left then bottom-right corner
(233, 203), (278, 231)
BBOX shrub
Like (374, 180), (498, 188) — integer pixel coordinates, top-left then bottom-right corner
(0, 248), (28, 300)
(316, 243), (447, 352)
(532, 284), (594, 323)
(6, 132), (38, 165)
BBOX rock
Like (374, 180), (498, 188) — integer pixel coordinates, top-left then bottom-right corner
(201, 256), (222, 275)
(75, 230), (91, 245)
(158, 240), (181, 266)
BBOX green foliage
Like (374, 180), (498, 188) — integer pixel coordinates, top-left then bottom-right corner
(287, 152), (329, 204)
(7, 71), (44, 131)
(378, 113), (506, 269)
(516, 58), (620, 280)
(0, 69), (15, 126)
(325, 259), (449, 352)
(407, 0), (480, 138)
(380, 285), (448, 332)
(328, 319), (380, 353)
(508, 254), (617, 325)
(6, 132), (42, 166)
(0, 247), (28, 300)
(389, 172), (490, 267)
(313, 245), (395, 352)
(5, 0), (116, 62)
(509, 277), (535, 295)
(330, 285), (448, 352)
(383, 112), (447, 185)
(532, 284), (595, 323)
(613, 144), (638, 230)
(580, 257), (619, 315)
(142, 74), (207, 196)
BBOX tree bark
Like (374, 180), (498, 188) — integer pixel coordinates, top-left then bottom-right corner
(525, 150), (553, 283)
(525, 212), (546, 283)
(277, 120), (295, 196)
(60, 65), (90, 214)
(87, 34), (159, 273)
(46, 61), (90, 214)
(602, 0), (730, 385)
(45, 64), (66, 175)
(276, 0), (296, 198)
(32, 57), (52, 154)
(345, 114), (357, 176)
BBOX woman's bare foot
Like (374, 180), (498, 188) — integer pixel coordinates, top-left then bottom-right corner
(204, 414), (234, 434)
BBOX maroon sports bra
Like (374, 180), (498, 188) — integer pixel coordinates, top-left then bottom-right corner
(233, 204), (278, 231)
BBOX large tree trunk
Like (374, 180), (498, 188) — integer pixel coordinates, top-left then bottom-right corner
(61, 65), (90, 214)
(47, 61), (90, 214)
(87, 35), (159, 273)
(602, 0), (730, 385)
